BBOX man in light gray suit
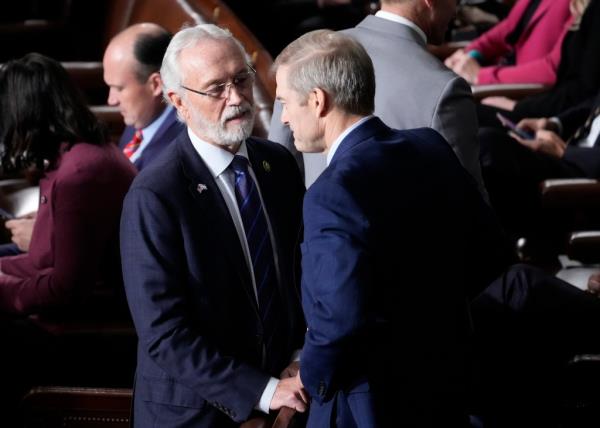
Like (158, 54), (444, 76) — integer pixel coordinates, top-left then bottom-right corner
(269, 0), (487, 197)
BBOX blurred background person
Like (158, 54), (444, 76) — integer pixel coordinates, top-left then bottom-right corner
(0, 53), (136, 424)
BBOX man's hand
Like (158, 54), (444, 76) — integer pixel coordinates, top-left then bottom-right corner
(280, 361), (300, 379)
(451, 55), (480, 84)
(517, 117), (553, 133)
(444, 49), (466, 69)
(269, 373), (309, 412)
(588, 273), (600, 295)
(510, 129), (567, 159)
(482, 96), (517, 111)
(5, 215), (36, 252)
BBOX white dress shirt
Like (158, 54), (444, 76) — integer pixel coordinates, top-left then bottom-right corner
(187, 128), (280, 413)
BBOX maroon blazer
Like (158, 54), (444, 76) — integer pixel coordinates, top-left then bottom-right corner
(0, 142), (136, 314)
(467, 0), (572, 84)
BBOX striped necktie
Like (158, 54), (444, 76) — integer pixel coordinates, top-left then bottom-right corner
(230, 155), (278, 328)
(123, 129), (143, 159)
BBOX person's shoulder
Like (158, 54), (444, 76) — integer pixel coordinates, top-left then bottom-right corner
(130, 138), (184, 193)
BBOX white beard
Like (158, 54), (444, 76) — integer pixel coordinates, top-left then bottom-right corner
(189, 102), (256, 147)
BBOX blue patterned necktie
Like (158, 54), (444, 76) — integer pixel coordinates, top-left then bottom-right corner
(230, 155), (277, 327)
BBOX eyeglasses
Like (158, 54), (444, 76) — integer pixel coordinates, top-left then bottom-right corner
(180, 65), (256, 100)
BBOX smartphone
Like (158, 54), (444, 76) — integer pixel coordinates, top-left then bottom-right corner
(496, 112), (535, 140)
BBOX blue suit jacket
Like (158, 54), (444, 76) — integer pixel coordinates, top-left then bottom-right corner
(300, 118), (511, 427)
(118, 107), (184, 170)
(120, 130), (305, 427)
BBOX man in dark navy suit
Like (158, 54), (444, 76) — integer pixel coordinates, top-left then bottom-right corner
(103, 22), (184, 170)
(120, 24), (307, 427)
(273, 30), (511, 427)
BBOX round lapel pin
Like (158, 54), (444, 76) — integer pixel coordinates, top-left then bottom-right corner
(262, 160), (271, 172)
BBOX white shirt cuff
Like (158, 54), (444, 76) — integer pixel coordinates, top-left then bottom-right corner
(257, 377), (279, 414)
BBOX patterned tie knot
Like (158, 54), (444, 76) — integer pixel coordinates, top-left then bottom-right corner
(230, 155), (249, 176)
(123, 129), (143, 159)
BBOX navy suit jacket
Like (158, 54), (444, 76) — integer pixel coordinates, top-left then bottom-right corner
(120, 130), (305, 427)
(300, 118), (511, 427)
(118, 107), (184, 170)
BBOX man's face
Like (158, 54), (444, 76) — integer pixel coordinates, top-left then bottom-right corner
(275, 65), (324, 153)
(174, 39), (256, 148)
(103, 45), (160, 130)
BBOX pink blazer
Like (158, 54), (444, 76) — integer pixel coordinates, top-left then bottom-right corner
(467, 0), (573, 85)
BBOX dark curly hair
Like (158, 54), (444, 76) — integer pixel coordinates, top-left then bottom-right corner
(0, 53), (106, 173)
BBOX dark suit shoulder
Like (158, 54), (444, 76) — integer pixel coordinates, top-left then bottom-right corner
(129, 137), (184, 193)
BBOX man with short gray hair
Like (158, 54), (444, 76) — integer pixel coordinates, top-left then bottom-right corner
(120, 24), (307, 427)
(274, 29), (509, 427)
(269, 0), (487, 201)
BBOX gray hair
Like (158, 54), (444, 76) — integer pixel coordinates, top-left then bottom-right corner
(160, 23), (248, 103)
(273, 30), (375, 116)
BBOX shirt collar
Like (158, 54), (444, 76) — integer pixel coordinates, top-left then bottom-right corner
(375, 10), (428, 44)
(326, 115), (375, 165)
(140, 105), (174, 142)
(187, 127), (248, 178)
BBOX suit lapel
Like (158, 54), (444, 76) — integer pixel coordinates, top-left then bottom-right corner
(176, 133), (259, 310)
(246, 139), (284, 278)
(149, 107), (178, 148)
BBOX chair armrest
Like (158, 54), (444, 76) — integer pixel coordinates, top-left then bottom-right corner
(471, 83), (548, 101)
(540, 179), (600, 210)
(427, 41), (469, 61)
(22, 386), (132, 427)
(567, 231), (600, 264)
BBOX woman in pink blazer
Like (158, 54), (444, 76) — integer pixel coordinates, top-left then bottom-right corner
(446, 0), (573, 85)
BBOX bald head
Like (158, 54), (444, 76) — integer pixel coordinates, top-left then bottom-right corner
(105, 23), (172, 83)
(103, 23), (172, 129)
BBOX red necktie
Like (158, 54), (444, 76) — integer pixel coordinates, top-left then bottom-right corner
(123, 129), (143, 159)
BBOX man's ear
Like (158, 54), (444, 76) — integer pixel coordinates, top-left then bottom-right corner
(168, 91), (187, 120)
(148, 72), (163, 97)
(310, 87), (329, 118)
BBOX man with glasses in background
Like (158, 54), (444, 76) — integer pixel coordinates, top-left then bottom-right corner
(120, 24), (308, 427)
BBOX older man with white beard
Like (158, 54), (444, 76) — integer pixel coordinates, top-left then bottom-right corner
(119, 24), (308, 427)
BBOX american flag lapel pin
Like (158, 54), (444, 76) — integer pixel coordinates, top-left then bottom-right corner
(197, 183), (208, 194)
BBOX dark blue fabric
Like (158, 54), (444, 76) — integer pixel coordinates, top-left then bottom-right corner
(230, 156), (278, 335)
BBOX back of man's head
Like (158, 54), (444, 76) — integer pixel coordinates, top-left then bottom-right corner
(273, 29), (375, 116)
(131, 26), (172, 83)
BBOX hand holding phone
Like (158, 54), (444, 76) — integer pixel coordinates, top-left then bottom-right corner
(496, 112), (535, 140)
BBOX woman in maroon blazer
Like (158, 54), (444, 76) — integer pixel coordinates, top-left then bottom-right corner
(446, 0), (573, 85)
(0, 53), (137, 315)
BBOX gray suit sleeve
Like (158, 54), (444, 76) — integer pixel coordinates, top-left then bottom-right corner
(431, 76), (489, 202)
(268, 100), (305, 178)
